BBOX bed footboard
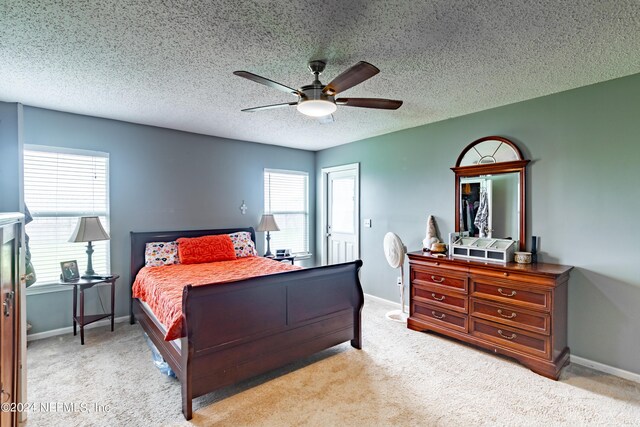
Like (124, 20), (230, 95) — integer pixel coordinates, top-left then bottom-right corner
(180, 260), (363, 419)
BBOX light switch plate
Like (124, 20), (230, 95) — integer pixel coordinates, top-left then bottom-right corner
(364, 219), (372, 228)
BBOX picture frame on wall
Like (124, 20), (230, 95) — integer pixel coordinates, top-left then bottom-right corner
(60, 260), (80, 282)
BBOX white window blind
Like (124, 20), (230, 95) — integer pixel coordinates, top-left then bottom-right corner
(264, 169), (309, 255)
(23, 145), (110, 285)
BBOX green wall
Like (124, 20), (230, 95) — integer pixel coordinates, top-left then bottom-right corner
(316, 73), (640, 374)
(21, 107), (316, 334)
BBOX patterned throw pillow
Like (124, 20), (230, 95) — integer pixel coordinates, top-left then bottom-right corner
(145, 241), (180, 267)
(177, 234), (237, 264)
(228, 231), (258, 257)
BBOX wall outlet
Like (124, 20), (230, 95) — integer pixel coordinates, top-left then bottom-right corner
(396, 276), (402, 286)
(364, 219), (372, 228)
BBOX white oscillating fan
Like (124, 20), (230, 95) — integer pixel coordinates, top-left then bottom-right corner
(383, 232), (408, 322)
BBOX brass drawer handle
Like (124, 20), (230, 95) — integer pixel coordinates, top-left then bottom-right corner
(430, 275), (445, 283)
(497, 329), (517, 340)
(497, 309), (517, 319)
(497, 288), (517, 297)
(431, 293), (445, 301)
(432, 311), (445, 319)
(3, 291), (14, 317)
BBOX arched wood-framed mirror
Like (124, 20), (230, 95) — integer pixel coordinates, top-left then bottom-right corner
(451, 136), (529, 251)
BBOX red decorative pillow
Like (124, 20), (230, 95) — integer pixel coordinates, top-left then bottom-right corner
(177, 234), (237, 264)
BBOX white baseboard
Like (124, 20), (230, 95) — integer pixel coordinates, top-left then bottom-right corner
(364, 292), (399, 306)
(27, 315), (130, 342)
(570, 355), (640, 384)
(365, 293), (640, 384)
(364, 293), (409, 311)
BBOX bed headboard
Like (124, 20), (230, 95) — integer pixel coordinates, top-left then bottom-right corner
(129, 227), (256, 286)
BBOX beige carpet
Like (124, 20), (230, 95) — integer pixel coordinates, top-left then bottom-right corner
(26, 296), (640, 426)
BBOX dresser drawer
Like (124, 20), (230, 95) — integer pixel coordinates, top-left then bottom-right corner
(470, 298), (550, 335)
(409, 258), (468, 273)
(471, 278), (551, 312)
(469, 268), (557, 287)
(412, 302), (468, 333)
(411, 266), (467, 293)
(470, 318), (549, 358)
(412, 283), (467, 313)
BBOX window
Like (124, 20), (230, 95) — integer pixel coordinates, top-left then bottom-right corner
(23, 145), (110, 286)
(264, 169), (309, 255)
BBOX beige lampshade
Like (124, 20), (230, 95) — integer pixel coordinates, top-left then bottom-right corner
(256, 214), (280, 232)
(68, 216), (110, 242)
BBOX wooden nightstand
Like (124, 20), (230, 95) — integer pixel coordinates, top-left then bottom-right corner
(58, 275), (119, 345)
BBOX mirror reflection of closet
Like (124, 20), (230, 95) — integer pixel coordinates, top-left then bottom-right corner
(459, 173), (520, 239)
(460, 178), (489, 237)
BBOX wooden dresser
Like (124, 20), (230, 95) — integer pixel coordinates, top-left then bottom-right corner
(407, 251), (573, 379)
(1, 214), (23, 427)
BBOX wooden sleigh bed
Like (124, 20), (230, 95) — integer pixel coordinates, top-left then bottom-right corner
(129, 227), (364, 420)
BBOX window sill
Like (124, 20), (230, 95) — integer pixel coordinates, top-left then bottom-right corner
(26, 283), (73, 296)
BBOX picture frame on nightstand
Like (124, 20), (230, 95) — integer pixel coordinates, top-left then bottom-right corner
(60, 260), (80, 282)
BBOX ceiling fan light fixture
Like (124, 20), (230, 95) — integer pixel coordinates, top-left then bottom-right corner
(296, 99), (337, 117)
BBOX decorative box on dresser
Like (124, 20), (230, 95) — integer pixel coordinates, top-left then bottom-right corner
(407, 251), (573, 379)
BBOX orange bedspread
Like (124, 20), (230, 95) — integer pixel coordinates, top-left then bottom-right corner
(132, 257), (301, 341)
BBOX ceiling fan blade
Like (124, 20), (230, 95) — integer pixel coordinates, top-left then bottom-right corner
(322, 61), (380, 96)
(241, 102), (298, 112)
(233, 71), (301, 97)
(336, 98), (403, 110)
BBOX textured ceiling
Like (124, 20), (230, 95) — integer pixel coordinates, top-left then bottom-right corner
(1, 1), (639, 151)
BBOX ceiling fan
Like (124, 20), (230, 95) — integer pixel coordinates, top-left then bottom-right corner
(233, 60), (403, 118)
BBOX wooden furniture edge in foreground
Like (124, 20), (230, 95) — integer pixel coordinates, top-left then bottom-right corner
(407, 251), (572, 380)
(130, 228), (364, 420)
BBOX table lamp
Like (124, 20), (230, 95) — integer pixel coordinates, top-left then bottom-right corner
(69, 216), (110, 278)
(256, 214), (279, 257)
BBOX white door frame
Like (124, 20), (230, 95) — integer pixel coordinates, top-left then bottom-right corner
(320, 163), (360, 265)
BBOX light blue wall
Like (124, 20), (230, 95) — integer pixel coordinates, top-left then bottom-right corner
(0, 102), (21, 212)
(316, 73), (640, 374)
(22, 107), (316, 334)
